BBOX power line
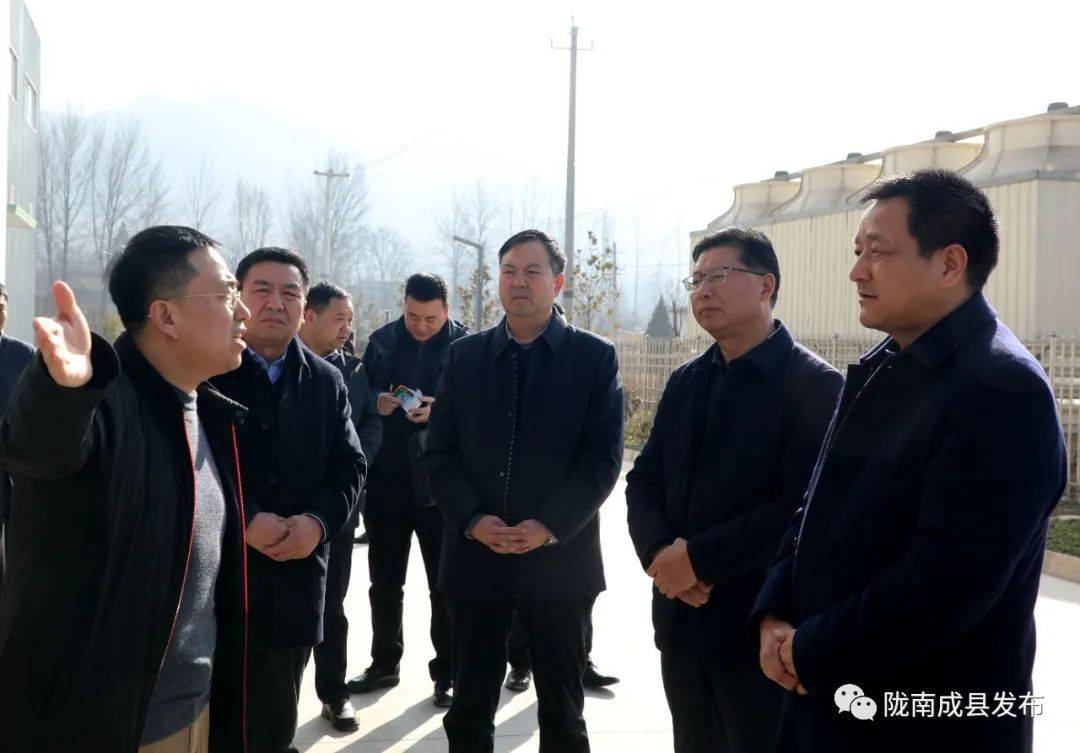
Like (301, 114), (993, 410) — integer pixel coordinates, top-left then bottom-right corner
(360, 131), (439, 169)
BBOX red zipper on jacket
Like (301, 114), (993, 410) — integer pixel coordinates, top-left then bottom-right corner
(231, 423), (250, 753)
(148, 418), (250, 752)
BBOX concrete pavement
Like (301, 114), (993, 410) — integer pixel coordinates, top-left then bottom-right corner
(292, 469), (1080, 752)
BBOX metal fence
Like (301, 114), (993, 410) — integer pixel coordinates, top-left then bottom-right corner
(615, 334), (1080, 502)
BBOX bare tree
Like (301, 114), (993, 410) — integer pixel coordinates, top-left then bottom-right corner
(662, 278), (688, 337)
(232, 180), (273, 260)
(434, 189), (470, 318)
(461, 179), (498, 253)
(456, 266), (501, 330)
(134, 156), (170, 230)
(437, 180), (500, 321)
(362, 225), (415, 284)
(287, 151), (369, 280)
(38, 107), (93, 281)
(89, 120), (159, 295)
(185, 156), (221, 232)
(506, 176), (551, 235)
(574, 230), (618, 334)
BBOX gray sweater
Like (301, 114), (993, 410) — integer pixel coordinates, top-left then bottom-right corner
(140, 389), (226, 744)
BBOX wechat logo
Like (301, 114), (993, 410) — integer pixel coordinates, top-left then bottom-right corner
(835, 683), (877, 721)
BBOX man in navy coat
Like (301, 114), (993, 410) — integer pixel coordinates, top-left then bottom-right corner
(751, 169), (1067, 753)
(626, 227), (842, 753)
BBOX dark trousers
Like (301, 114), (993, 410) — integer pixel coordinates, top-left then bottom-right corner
(508, 608), (594, 672)
(445, 596), (595, 753)
(313, 524), (356, 702)
(246, 644), (312, 753)
(660, 645), (782, 753)
(363, 472), (451, 686)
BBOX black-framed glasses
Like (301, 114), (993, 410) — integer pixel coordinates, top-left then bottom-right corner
(681, 265), (768, 292)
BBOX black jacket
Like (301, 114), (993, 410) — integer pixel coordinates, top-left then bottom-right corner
(626, 323), (842, 664)
(362, 316), (468, 478)
(426, 310), (624, 603)
(212, 338), (366, 648)
(0, 333), (249, 753)
(751, 294), (1067, 753)
(326, 349), (382, 526)
(0, 334), (34, 522)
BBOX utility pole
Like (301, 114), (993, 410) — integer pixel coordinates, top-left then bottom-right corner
(314, 167), (350, 279)
(453, 234), (485, 330)
(552, 20), (592, 323)
(633, 217), (641, 329)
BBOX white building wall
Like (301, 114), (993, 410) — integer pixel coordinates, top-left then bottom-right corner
(688, 113), (1080, 342)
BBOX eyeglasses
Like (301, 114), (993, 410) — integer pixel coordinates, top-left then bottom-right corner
(681, 266), (768, 292)
(171, 287), (243, 311)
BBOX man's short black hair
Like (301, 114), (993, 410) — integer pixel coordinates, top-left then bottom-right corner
(860, 169), (999, 290)
(0, 283), (7, 302)
(305, 282), (351, 313)
(692, 226), (781, 306)
(236, 247), (310, 289)
(107, 225), (219, 329)
(404, 273), (449, 304)
(497, 229), (566, 276)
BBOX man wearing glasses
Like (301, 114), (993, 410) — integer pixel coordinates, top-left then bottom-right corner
(626, 226), (842, 753)
(212, 248), (366, 753)
(0, 227), (253, 752)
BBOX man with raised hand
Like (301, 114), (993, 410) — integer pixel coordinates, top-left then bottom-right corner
(0, 226), (252, 753)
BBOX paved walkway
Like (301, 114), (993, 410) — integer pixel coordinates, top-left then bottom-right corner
(293, 469), (1080, 752)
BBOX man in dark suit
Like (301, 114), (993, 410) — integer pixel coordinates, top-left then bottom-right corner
(426, 229), (624, 753)
(0, 227), (252, 752)
(0, 283), (34, 591)
(627, 227), (843, 753)
(211, 248), (366, 753)
(752, 169), (1067, 753)
(299, 282), (383, 731)
(347, 273), (468, 708)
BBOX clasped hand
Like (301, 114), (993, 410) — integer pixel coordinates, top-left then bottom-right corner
(758, 615), (807, 695)
(246, 512), (322, 561)
(647, 538), (712, 607)
(470, 515), (551, 554)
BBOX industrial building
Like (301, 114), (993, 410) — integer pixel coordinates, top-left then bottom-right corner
(689, 103), (1080, 341)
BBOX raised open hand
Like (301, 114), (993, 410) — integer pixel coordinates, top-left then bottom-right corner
(33, 281), (92, 388)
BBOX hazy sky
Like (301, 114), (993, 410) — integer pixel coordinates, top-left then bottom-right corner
(26, 0), (1080, 314)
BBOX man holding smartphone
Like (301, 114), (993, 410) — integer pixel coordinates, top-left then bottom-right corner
(348, 273), (468, 708)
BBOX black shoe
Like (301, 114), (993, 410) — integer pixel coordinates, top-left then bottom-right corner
(321, 699), (359, 732)
(433, 683), (453, 708)
(582, 661), (618, 689)
(347, 666), (400, 694)
(504, 668), (532, 692)
(354, 531), (369, 545)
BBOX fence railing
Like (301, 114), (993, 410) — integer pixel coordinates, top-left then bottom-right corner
(615, 334), (1080, 503)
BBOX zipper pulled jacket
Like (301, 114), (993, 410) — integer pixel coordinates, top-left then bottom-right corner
(0, 333), (249, 753)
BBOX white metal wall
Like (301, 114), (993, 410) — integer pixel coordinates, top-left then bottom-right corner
(686, 179), (1074, 341)
(1034, 180), (1080, 338)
